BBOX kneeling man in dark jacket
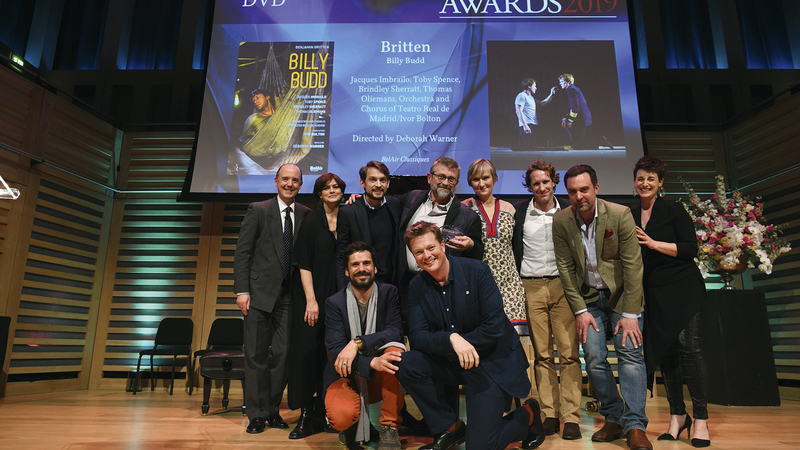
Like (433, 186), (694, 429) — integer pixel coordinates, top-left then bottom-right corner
(396, 222), (546, 450)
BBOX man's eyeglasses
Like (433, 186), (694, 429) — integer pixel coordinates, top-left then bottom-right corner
(432, 173), (458, 184)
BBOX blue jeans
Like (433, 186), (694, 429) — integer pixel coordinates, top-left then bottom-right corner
(583, 290), (648, 433)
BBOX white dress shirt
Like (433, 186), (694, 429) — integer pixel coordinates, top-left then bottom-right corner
(520, 198), (560, 277)
(277, 196), (295, 229)
(404, 194), (453, 273)
(577, 202), (607, 291)
(574, 201), (639, 319)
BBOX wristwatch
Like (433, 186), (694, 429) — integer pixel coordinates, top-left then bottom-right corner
(354, 337), (366, 353)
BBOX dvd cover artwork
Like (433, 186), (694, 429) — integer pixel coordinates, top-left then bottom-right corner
(228, 41), (333, 176)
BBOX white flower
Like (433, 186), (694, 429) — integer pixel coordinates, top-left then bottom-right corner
(681, 174), (791, 276)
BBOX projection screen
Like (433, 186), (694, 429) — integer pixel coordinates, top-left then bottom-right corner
(184, 0), (645, 199)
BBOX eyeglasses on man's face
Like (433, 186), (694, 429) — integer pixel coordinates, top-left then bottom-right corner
(431, 173), (458, 185)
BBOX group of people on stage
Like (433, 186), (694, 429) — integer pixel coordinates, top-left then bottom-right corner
(515, 74), (592, 150)
(233, 154), (711, 450)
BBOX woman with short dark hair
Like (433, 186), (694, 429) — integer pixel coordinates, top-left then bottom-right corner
(631, 156), (710, 448)
(288, 173), (346, 439)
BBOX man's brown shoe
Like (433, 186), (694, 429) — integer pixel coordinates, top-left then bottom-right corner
(542, 418), (560, 436)
(591, 422), (624, 442)
(626, 429), (653, 450)
(562, 423), (582, 440)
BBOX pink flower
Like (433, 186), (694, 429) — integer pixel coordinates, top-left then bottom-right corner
(727, 221), (735, 227)
(768, 225), (773, 231)
(721, 245), (730, 253)
(709, 236), (717, 244)
(711, 195), (718, 200)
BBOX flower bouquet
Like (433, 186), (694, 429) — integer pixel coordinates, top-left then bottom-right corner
(681, 175), (791, 279)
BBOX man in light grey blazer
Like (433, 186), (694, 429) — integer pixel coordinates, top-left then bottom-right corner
(234, 164), (311, 434)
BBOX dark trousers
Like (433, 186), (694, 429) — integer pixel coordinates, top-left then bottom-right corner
(397, 350), (530, 450)
(661, 311), (709, 420)
(518, 124), (538, 150)
(287, 292), (326, 411)
(398, 271), (459, 419)
(243, 286), (292, 418)
(564, 119), (589, 148)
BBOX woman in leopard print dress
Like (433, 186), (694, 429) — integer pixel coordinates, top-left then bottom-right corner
(463, 159), (527, 334)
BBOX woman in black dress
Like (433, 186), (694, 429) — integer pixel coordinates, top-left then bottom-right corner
(632, 156), (710, 447)
(288, 173), (345, 439)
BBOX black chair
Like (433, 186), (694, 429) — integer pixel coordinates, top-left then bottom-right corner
(133, 318), (194, 395)
(199, 350), (246, 414)
(189, 318), (244, 395)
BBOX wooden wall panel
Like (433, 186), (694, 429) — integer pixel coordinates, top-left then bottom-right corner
(3, 174), (113, 395)
(1, 66), (120, 395)
(35, 92), (118, 187)
(0, 66), (43, 156)
(198, 203), (246, 335)
(731, 92), (800, 399)
(740, 169), (800, 399)
(89, 198), (212, 390)
(644, 131), (727, 195)
(0, 68), (38, 320)
(0, 149), (30, 316)
(0, 151), (30, 395)
(118, 132), (196, 191)
(728, 95), (800, 189)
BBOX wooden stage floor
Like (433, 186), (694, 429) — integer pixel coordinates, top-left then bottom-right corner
(0, 389), (798, 449)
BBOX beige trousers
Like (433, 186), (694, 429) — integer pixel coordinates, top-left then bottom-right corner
(523, 277), (582, 424)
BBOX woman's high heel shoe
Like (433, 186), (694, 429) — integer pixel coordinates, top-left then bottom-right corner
(657, 414), (692, 441)
(691, 420), (710, 447)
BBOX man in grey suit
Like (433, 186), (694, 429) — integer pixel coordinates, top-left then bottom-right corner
(234, 163), (312, 434)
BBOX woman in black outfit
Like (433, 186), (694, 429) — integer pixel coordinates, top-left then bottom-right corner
(288, 173), (345, 439)
(631, 156), (710, 448)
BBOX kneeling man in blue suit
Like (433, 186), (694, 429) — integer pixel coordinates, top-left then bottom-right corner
(396, 221), (546, 450)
